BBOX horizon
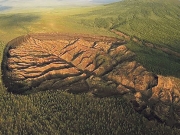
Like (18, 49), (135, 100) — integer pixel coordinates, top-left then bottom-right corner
(0, 0), (121, 11)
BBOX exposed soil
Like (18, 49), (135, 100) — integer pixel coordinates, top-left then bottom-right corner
(1, 33), (180, 128)
(3, 33), (157, 94)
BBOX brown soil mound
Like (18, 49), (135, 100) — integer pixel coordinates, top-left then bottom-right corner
(2, 33), (180, 127)
(2, 33), (157, 94)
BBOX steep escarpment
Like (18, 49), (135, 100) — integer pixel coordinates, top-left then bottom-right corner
(1, 33), (180, 127)
(2, 33), (157, 94)
(150, 76), (180, 127)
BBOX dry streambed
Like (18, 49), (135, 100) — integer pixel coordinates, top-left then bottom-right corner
(1, 33), (180, 127)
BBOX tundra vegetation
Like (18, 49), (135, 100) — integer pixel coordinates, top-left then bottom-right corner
(0, 0), (180, 134)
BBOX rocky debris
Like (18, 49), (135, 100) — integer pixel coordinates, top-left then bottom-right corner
(1, 33), (180, 127)
(150, 76), (180, 127)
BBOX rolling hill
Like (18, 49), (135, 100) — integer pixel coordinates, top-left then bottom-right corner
(75, 0), (180, 50)
(71, 0), (180, 77)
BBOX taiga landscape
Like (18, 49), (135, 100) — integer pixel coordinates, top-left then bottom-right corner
(0, 0), (180, 134)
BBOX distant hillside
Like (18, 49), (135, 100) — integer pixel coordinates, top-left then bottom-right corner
(69, 0), (180, 78)
(75, 0), (180, 52)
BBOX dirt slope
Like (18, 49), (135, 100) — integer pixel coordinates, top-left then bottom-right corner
(1, 33), (180, 127)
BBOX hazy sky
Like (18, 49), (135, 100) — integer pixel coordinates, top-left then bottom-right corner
(0, 0), (120, 7)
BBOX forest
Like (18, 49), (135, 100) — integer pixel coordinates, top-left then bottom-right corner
(0, 0), (180, 134)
